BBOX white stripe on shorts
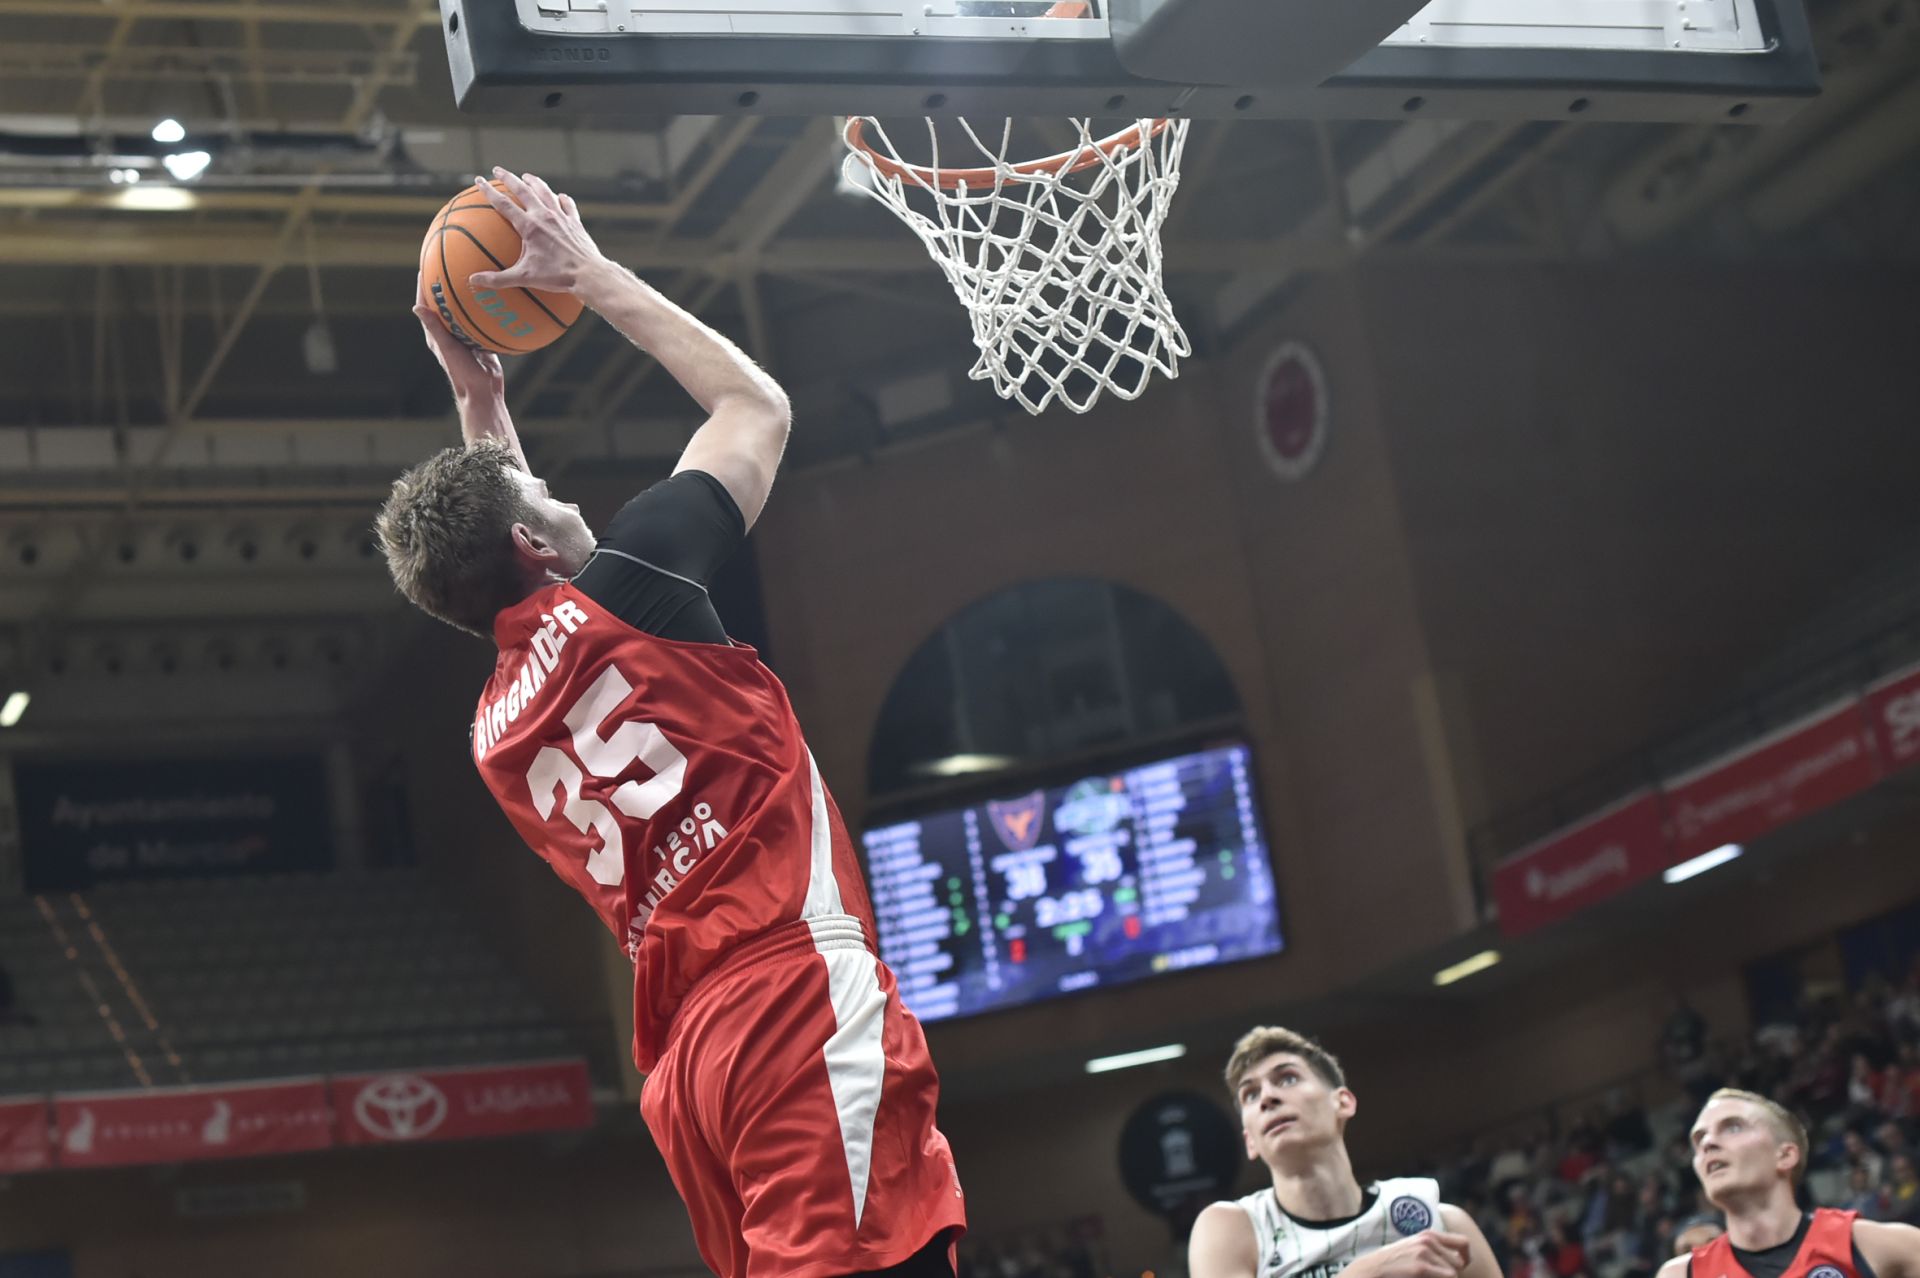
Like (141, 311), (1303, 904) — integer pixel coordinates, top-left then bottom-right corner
(815, 935), (885, 1230)
(802, 750), (885, 1230)
(803, 748), (845, 918)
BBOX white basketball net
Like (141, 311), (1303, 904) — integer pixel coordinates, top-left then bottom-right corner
(842, 116), (1193, 416)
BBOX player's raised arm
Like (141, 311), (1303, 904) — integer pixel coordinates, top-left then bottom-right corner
(412, 276), (528, 470)
(471, 168), (791, 530)
(1437, 1204), (1504, 1278)
(1856, 1220), (1920, 1278)
(1188, 1203), (1259, 1278)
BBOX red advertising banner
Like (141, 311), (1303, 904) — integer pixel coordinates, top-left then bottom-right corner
(1865, 662), (1920, 772)
(0, 1097), (51, 1173)
(1491, 791), (1669, 936)
(53, 1077), (332, 1169)
(1661, 699), (1882, 862)
(332, 1060), (594, 1147)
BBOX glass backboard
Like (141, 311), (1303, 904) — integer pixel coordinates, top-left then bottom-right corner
(440, 0), (1817, 122)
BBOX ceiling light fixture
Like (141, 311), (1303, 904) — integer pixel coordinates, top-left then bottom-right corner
(0, 691), (28, 728)
(1663, 843), (1743, 885)
(151, 118), (186, 144)
(1433, 949), (1501, 987)
(161, 151), (212, 182)
(1085, 1044), (1187, 1074)
(116, 186), (197, 211)
(910, 753), (1018, 778)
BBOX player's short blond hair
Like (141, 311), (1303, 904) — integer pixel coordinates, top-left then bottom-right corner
(1224, 1025), (1346, 1097)
(377, 439), (539, 638)
(1703, 1088), (1808, 1183)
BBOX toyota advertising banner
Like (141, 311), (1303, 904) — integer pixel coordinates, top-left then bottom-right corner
(333, 1061), (594, 1147)
(0, 1062), (599, 1173)
(1660, 699), (1882, 863)
(1490, 791), (1669, 936)
(1866, 662), (1920, 771)
(52, 1079), (332, 1170)
(14, 755), (333, 891)
(0, 1098), (51, 1174)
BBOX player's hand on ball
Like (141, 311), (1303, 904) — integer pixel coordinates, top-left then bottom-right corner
(1347, 1232), (1473, 1278)
(469, 168), (607, 295)
(413, 275), (506, 403)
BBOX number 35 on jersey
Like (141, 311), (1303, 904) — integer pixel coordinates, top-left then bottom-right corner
(521, 663), (729, 910)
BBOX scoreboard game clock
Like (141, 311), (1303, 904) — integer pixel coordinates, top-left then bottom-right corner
(861, 740), (1283, 1024)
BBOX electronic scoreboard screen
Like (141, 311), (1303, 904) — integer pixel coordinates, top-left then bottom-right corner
(861, 741), (1282, 1024)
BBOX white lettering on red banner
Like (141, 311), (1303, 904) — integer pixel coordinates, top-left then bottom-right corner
(0, 1097), (51, 1173)
(1660, 699), (1882, 861)
(1490, 791), (1668, 937)
(332, 1060), (593, 1147)
(0, 1059), (597, 1174)
(1866, 663), (1920, 771)
(53, 1078), (332, 1170)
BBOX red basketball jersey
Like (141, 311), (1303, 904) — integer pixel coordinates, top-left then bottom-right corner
(1691, 1211), (1860, 1278)
(471, 582), (878, 1071)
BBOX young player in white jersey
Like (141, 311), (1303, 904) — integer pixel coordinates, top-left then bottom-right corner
(1189, 1026), (1503, 1278)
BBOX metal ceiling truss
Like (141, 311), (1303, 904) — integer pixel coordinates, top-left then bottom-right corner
(0, 0), (435, 27)
(0, 42), (419, 89)
(0, 0), (1908, 690)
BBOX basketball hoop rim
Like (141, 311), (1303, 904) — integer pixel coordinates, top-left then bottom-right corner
(842, 116), (1177, 191)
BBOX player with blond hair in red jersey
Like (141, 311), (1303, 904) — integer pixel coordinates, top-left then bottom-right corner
(1663, 1089), (1920, 1278)
(377, 168), (965, 1278)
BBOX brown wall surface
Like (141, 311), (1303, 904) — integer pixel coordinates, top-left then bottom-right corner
(751, 271), (1475, 1075)
(1363, 262), (1920, 826)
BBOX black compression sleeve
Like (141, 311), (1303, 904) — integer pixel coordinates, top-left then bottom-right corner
(570, 470), (746, 644)
(598, 469), (745, 582)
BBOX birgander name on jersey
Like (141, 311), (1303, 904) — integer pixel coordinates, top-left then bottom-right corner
(472, 597), (591, 761)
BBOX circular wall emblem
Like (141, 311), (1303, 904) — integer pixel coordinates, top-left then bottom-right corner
(1254, 341), (1329, 482)
(1389, 1195), (1435, 1235)
(1117, 1091), (1240, 1221)
(353, 1074), (448, 1141)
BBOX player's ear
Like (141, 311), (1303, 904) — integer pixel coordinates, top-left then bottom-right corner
(1334, 1087), (1357, 1123)
(1243, 1124), (1261, 1162)
(510, 521), (560, 565)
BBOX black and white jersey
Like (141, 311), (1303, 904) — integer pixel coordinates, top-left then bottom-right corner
(1231, 1177), (1445, 1278)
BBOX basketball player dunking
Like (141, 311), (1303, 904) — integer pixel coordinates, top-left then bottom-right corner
(377, 168), (965, 1278)
(1190, 1027), (1501, 1278)
(1661, 1090), (1920, 1278)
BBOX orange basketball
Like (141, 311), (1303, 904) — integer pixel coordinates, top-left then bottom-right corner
(418, 180), (584, 355)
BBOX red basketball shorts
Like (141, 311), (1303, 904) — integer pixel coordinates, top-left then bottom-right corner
(640, 915), (967, 1278)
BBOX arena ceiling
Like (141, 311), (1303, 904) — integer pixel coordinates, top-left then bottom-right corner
(0, 0), (1914, 739)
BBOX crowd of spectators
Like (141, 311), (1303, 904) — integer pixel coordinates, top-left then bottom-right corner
(1421, 957), (1920, 1278)
(953, 953), (1920, 1278)
(956, 1219), (1104, 1278)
